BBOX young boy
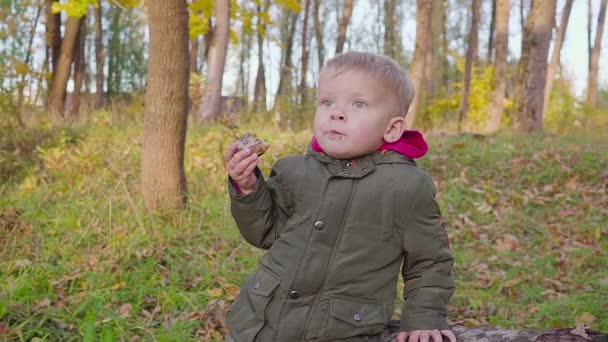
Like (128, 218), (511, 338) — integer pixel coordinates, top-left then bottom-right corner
(224, 52), (455, 342)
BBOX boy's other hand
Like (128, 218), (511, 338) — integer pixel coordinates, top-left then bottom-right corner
(397, 329), (456, 342)
(225, 142), (259, 195)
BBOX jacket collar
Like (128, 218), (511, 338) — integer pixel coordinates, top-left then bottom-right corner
(307, 146), (416, 179)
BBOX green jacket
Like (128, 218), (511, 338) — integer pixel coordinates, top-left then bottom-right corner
(227, 147), (455, 342)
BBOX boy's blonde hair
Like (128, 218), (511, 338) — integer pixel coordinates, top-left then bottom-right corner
(321, 51), (415, 118)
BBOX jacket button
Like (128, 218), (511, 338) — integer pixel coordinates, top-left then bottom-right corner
(314, 220), (325, 230)
(289, 290), (300, 299)
(353, 312), (363, 321)
(254, 281), (261, 289)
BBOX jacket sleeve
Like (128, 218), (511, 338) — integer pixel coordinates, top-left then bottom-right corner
(400, 176), (455, 331)
(228, 160), (292, 249)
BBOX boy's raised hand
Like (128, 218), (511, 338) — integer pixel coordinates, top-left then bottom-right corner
(397, 329), (456, 342)
(225, 142), (259, 195)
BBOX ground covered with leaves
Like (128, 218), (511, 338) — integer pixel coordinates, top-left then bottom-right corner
(1, 115), (607, 340)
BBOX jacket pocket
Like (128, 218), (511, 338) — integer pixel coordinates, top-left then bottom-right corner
(226, 268), (280, 341)
(319, 297), (387, 341)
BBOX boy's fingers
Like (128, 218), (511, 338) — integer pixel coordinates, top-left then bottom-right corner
(441, 330), (456, 342)
(396, 332), (408, 342)
(227, 148), (252, 171)
(242, 157), (259, 176)
(408, 331), (420, 342)
(232, 153), (257, 176)
(430, 330), (442, 342)
(419, 331), (430, 342)
(224, 143), (240, 162)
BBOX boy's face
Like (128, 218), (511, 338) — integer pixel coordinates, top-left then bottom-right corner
(313, 68), (402, 159)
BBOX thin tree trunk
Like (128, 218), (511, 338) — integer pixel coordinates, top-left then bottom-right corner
(237, 28), (250, 100)
(335, 0), (354, 54)
(107, 7), (121, 98)
(486, 0), (510, 133)
(299, 0), (311, 105)
(543, 0), (574, 119)
(142, 0), (189, 212)
(253, 0), (268, 113)
(513, 0), (556, 132)
(70, 15), (87, 121)
(313, 0), (324, 68)
(48, 16), (82, 124)
(275, 9), (297, 100)
(587, 0), (607, 108)
(17, 2), (42, 125)
(470, 0), (480, 64)
(487, 0), (496, 62)
(458, 0), (481, 132)
(406, 0), (432, 129)
(94, 0), (105, 109)
(200, 0), (230, 120)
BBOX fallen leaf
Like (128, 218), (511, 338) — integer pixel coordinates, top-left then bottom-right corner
(576, 312), (595, 325)
(206, 288), (224, 298)
(118, 303), (132, 317)
(495, 234), (519, 252)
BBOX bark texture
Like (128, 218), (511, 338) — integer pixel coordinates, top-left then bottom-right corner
(299, 0), (311, 105)
(69, 16), (87, 121)
(486, 0), (510, 133)
(313, 0), (324, 68)
(142, 0), (189, 212)
(513, 0), (556, 132)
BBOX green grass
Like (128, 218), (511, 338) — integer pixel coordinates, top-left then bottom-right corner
(1, 116), (607, 340)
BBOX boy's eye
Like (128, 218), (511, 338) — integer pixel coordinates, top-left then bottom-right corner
(321, 99), (333, 107)
(353, 100), (367, 108)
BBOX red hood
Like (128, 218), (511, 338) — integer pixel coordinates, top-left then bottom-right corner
(311, 130), (429, 159)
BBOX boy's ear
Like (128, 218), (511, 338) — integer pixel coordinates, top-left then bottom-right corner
(384, 116), (406, 143)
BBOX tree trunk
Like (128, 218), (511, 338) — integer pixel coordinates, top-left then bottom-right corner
(142, 0), (189, 212)
(487, 0), (496, 62)
(299, 0), (311, 105)
(94, 0), (105, 109)
(383, 0), (401, 60)
(458, 0), (481, 131)
(406, 0), (432, 129)
(470, 0), (480, 64)
(199, 0), (230, 120)
(513, 0), (556, 132)
(237, 27), (250, 100)
(543, 0), (574, 119)
(335, 0), (354, 54)
(108, 7), (122, 98)
(313, 0), (324, 68)
(587, 0), (607, 108)
(45, 0), (62, 74)
(48, 16), (82, 124)
(69, 15), (87, 121)
(486, 0), (510, 133)
(253, 0), (268, 113)
(275, 9), (298, 101)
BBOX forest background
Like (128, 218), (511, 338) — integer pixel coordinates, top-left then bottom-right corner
(1, 0), (607, 340)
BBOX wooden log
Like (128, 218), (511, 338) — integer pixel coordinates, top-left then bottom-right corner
(381, 321), (608, 342)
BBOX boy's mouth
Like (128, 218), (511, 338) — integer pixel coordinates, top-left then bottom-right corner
(326, 130), (344, 139)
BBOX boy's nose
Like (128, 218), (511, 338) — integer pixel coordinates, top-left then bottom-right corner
(330, 111), (346, 121)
